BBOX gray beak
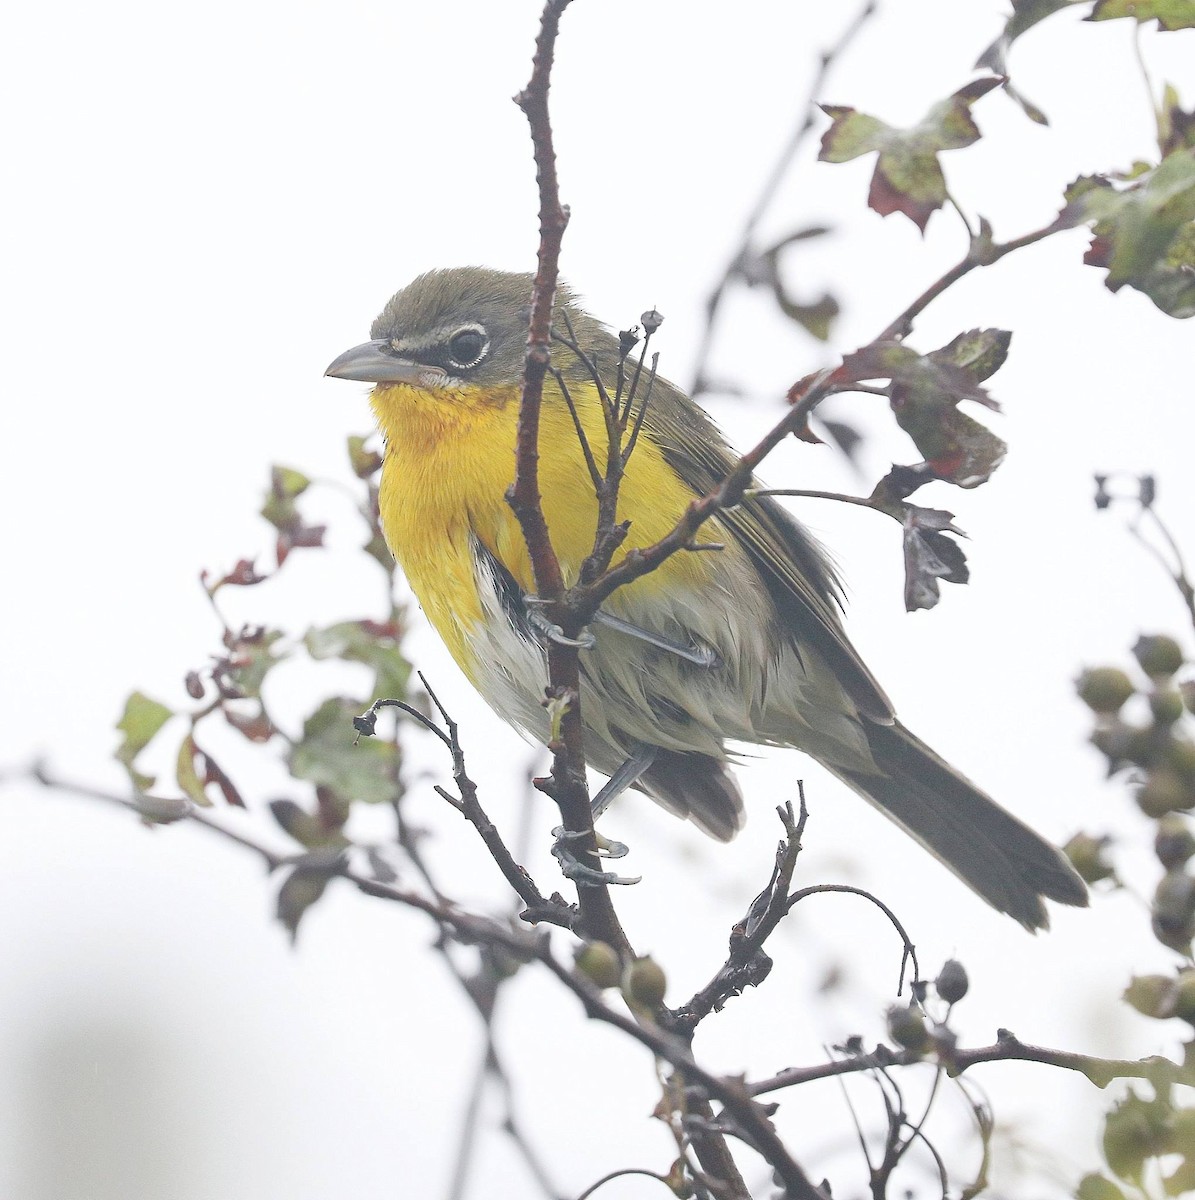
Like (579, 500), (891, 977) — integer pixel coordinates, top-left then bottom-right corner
(325, 339), (426, 383)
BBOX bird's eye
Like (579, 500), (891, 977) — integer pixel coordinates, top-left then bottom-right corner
(445, 325), (488, 370)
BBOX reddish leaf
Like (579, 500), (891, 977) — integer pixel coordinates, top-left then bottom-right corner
(819, 79), (1001, 231)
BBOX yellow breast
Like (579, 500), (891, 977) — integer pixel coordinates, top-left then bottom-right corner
(370, 378), (720, 678)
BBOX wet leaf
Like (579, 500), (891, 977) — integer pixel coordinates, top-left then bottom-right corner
(842, 339), (1008, 488)
(819, 79), (1001, 231)
(901, 506), (971, 612)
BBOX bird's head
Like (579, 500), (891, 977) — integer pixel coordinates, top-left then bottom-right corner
(325, 266), (609, 392)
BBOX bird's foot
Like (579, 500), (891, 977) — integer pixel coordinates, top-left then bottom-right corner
(524, 597), (596, 650)
(551, 826), (640, 886)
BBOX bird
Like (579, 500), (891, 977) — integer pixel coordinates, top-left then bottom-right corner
(325, 266), (1087, 929)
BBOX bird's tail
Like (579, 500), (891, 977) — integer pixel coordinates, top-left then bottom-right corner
(835, 721), (1088, 930)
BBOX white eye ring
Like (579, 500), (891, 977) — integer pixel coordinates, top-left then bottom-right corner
(445, 324), (489, 371)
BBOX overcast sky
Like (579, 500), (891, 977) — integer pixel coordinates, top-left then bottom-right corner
(2, 2), (1193, 1197)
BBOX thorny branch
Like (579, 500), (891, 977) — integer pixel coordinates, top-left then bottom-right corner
(354, 683), (576, 930)
(670, 797), (920, 1037)
(509, 0), (630, 957)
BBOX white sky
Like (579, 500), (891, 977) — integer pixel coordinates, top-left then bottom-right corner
(2, 1), (1193, 1197)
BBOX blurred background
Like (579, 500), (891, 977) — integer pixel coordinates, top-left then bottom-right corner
(1, 1), (1192, 1196)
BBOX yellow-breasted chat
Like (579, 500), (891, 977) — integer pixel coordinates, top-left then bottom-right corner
(326, 266), (1087, 929)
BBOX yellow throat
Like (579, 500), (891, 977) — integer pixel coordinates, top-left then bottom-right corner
(370, 377), (720, 678)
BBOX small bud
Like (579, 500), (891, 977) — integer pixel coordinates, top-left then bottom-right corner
(1077, 667), (1136, 714)
(1153, 869), (1195, 952)
(574, 941), (622, 990)
(622, 955), (667, 1008)
(886, 1003), (929, 1054)
(1065, 832), (1118, 884)
(1150, 689), (1186, 726)
(1123, 974), (1177, 1019)
(640, 308), (664, 335)
(1173, 970), (1195, 1023)
(1103, 1096), (1167, 1182)
(1156, 815), (1195, 869)
(1133, 634), (1185, 679)
(1137, 767), (1192, 818)
(184, 671), (206, 700)
(1076, 1172), (1126, 1200)
(1090, 720), (1144, 765)
(1169, 739), (1195, 781)
(935, 959), (969, 1005)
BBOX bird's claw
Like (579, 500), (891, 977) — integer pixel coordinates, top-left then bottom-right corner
(524, 597), (596, 650)
(551, 826), (639, 885)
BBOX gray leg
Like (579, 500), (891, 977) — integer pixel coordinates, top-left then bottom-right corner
(594, 611), (721, 668)
(550, 744), (657, 887)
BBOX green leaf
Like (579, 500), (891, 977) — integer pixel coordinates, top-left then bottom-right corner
(1076, 1173), (1126, 1200)
(271, 465), (311, 499)
(932, 328), (1012, 381)
(261, 466), (325, 566)
(819, 79), (1001, 231)
(1070, 149), (1195, 317)
(276, 864), (333, 942)
(288, 697), (401, 806)
(175, 733), (213, 807)
(1103, 1091), (1176, 1181)
(1160, 84), (1195, 155)
(305, 618), (411, 704)
(115, 691), (173, 790)
(347, 435), (384, 479)
(1089, 0), (1195, 30)
(221, 628), (286, 700)
(842, 340), (1008, 488)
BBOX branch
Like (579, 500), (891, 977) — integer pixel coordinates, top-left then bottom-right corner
(690, 0), (878, 395)
(875, 217), (1071, 344)
(748, 1033), (1193, 1098)
(510, 0), (630, 956)
(354, 686), (577, 930)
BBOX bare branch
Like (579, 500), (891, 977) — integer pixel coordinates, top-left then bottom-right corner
(510, 0), (630, 955)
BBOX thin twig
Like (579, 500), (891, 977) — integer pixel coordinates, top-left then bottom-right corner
(671, 796), (808, 1033)
(875, 218), (1070, 344)
(690, 0), (878, 395)
(749, 1035), (1192, 1098)
(356, 691), (575, 930)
